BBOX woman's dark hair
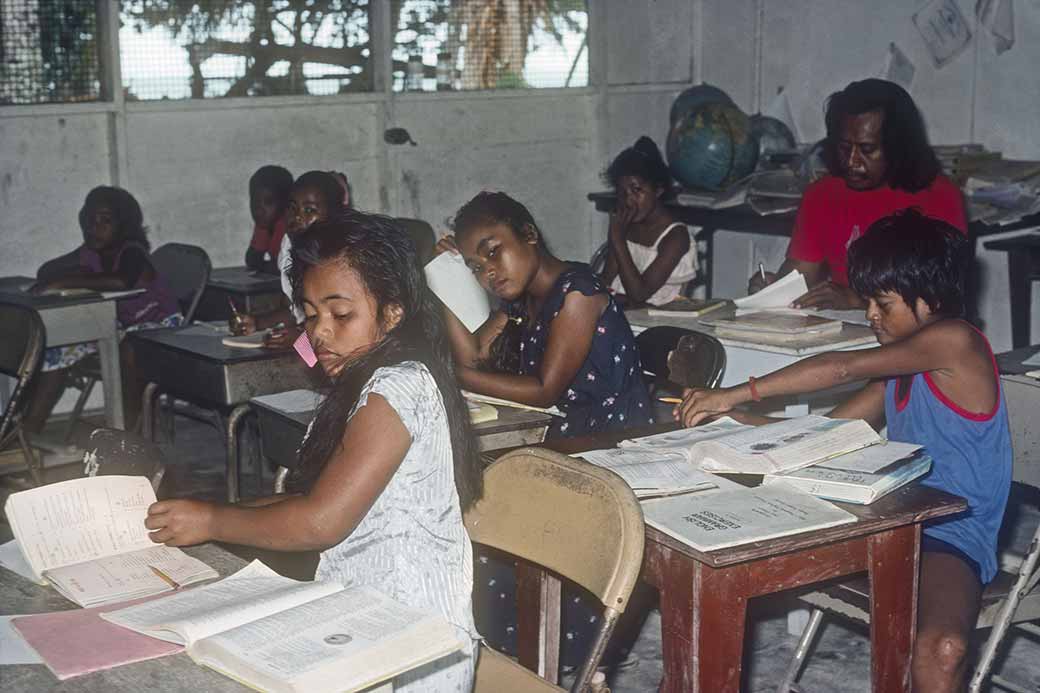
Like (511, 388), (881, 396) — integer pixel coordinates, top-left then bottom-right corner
(848, 209), (971, 319)
(451, 191), (548, 374)
(249, 164), (294, 203)
(78, 186), (149, 249)
(822, 79), (941, 192)
(292, 171), (348, 215)
(287, 211), (482, 510)
(604, 136), (672, 191)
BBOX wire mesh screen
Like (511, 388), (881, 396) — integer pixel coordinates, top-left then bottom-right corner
(119, 1), (371, 100)
(0, 0), (101, 105)
(392, 0), (587, 92)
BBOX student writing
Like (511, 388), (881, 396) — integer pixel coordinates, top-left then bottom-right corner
(146, 212), (483, 692)
(678, 210), (1011, 693)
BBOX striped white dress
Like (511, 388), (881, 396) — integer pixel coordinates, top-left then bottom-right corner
(315, 361), (477, 691)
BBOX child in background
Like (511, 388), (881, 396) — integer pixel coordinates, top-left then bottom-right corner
(676, 210), (1011, 693)
(440, 191), (652, 669)
(231, 170), (348, 348)
(244, 165), (293, 275)
(146, 213), (482, 692)
(26, 186), (181, 432)
(441, 191), (653, 439)
(600, 136), (697, 306)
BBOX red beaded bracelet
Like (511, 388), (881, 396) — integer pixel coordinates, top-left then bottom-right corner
(748, 376), (762, 402)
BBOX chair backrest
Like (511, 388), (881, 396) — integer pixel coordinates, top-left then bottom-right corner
(394, 217), (436, 265)
(82, 427), (167, 494)
(150, 243), (212, 323)
(666, 330), (727, 389)
(589, 241), (608, 275)
(465, 447), (644, 688)
(0, 303), (45, 449)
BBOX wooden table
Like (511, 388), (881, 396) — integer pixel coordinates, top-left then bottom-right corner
(252, 390), (552, 488)
(194, 266), (284, 322)
(128, 324), (321, 502)
(501, 424), (967, 693)
(0, 277), (125, 429)
(983, 232), (1040, 349)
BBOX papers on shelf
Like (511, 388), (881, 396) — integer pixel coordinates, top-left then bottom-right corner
(732, 270), (808, 311)
(424, 252), (491, 333)
(462, 391), (564, 417)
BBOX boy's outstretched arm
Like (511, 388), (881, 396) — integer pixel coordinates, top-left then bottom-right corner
(678, 320), (970, 427)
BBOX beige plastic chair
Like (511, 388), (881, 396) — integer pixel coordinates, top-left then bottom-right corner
(465, 447), (645, 693)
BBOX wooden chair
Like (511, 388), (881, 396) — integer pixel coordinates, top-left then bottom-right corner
(778, 491), (1040, 693)
(81, 427), (166, 494)
(466, 447), (645, 692)
(0, 302), (46, 484)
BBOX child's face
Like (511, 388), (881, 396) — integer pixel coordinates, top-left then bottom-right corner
(250, 186), (282, 228)
(458, 222), (540, 302)
(287, 186), (329, 235)
(865, 291), (933, 344)
(82, 205), (117, 250)
(616, 175), (661, 222)
(300, 260), (401, 378)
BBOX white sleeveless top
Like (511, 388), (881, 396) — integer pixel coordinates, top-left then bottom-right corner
(608, 222), (698, 305)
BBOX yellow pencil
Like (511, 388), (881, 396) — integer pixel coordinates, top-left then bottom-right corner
(149, 564), (180, 590)
(658, 397), (683, 404)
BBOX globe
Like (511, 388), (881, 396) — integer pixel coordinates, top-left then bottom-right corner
(669, 83), (734, 126)
(667, 102), (759, 190)
(749, 114), (797, 166)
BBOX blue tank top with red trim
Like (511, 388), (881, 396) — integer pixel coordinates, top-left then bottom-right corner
(883, 331), (1011, 584)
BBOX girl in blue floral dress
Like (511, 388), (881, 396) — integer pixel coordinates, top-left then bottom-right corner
(439, 191), (653, 671)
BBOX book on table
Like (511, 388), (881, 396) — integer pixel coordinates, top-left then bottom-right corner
(3, 475), (218, 607)
(101, 561), (466, 693)
(764, 444), (931, 505)
(621, 415), (883, 475)
(641, 482), (857, 552)
(646, 297), (732, 318)
(700, 311), (844, 344)
(577, 447), (745, 499)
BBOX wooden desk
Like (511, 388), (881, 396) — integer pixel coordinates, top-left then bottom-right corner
(128, 324), (321, 502)
(252, 390), (552, 486)
(983, 232), (1040, 348)
(501, 424), (967, 693)
(0, 277), (125, 428)
(194, 266), (284, 321)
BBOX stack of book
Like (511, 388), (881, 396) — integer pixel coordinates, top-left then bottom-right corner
(700, 312), (843, 345)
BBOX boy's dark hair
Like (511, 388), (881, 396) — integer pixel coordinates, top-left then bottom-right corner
(79, 186), (149, 249)
(292, 170), (348, 215)
(249, 165), (294, 203)
(287, 210), (482, 510)
(823, 79), (941, 193)
(604, 136), (672, 191)
(451, 191), (548, 374)
(848, 209), (971, 318)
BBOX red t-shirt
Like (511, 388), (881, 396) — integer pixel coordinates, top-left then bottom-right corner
(787, 175), (967, 286)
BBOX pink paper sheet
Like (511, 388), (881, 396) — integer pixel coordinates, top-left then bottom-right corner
(12, 595), (183, 680)
(293, 330), (317, 367)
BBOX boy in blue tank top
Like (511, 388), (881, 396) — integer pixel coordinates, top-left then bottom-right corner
(675, 209), (1012, 692)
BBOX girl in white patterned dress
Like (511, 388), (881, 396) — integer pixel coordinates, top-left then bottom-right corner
(145, 211), (484, 692)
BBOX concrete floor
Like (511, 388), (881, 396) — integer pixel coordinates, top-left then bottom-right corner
(5, 410), (1040, 692)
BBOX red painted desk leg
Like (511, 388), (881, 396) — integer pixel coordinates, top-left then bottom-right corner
(693, 563), (749, 692)
(656, 550), (694, 693)
(869, 524), (920, 693)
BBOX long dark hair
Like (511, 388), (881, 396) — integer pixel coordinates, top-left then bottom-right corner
(286, 211), (483, 510)
(79, 186), (149, 249)
(451, 191), (548, 374)
(823, 79), (941, 193)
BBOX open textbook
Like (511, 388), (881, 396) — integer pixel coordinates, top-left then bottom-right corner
(102, 561), (465, 693)
(622, 415), (882, 474)
(578, 447), (743, 499)
(424, 251), (491, 332)
(3, 476), (217, 607)
(641, 483), (856, 552)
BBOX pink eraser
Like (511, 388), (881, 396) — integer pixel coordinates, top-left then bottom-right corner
(293, 331), (317, 367)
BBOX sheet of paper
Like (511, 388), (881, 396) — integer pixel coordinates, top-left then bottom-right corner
(913, 0), (973, 68)
(883, 42), (916, 90)
(1, 615), (42, 665)
(1021, 349), (1040, 367)
(4, 476), (157, 579)
(0, 538), (40, 584)
(253, 389), (324, 414)
(762, 87), (800, 144)
(977, 0), (1015, 55)
(732, 270), (808, 310)
(293, 331), (318, 367)
(424, 252), (491, 333)
(822, 441), (923, 474)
